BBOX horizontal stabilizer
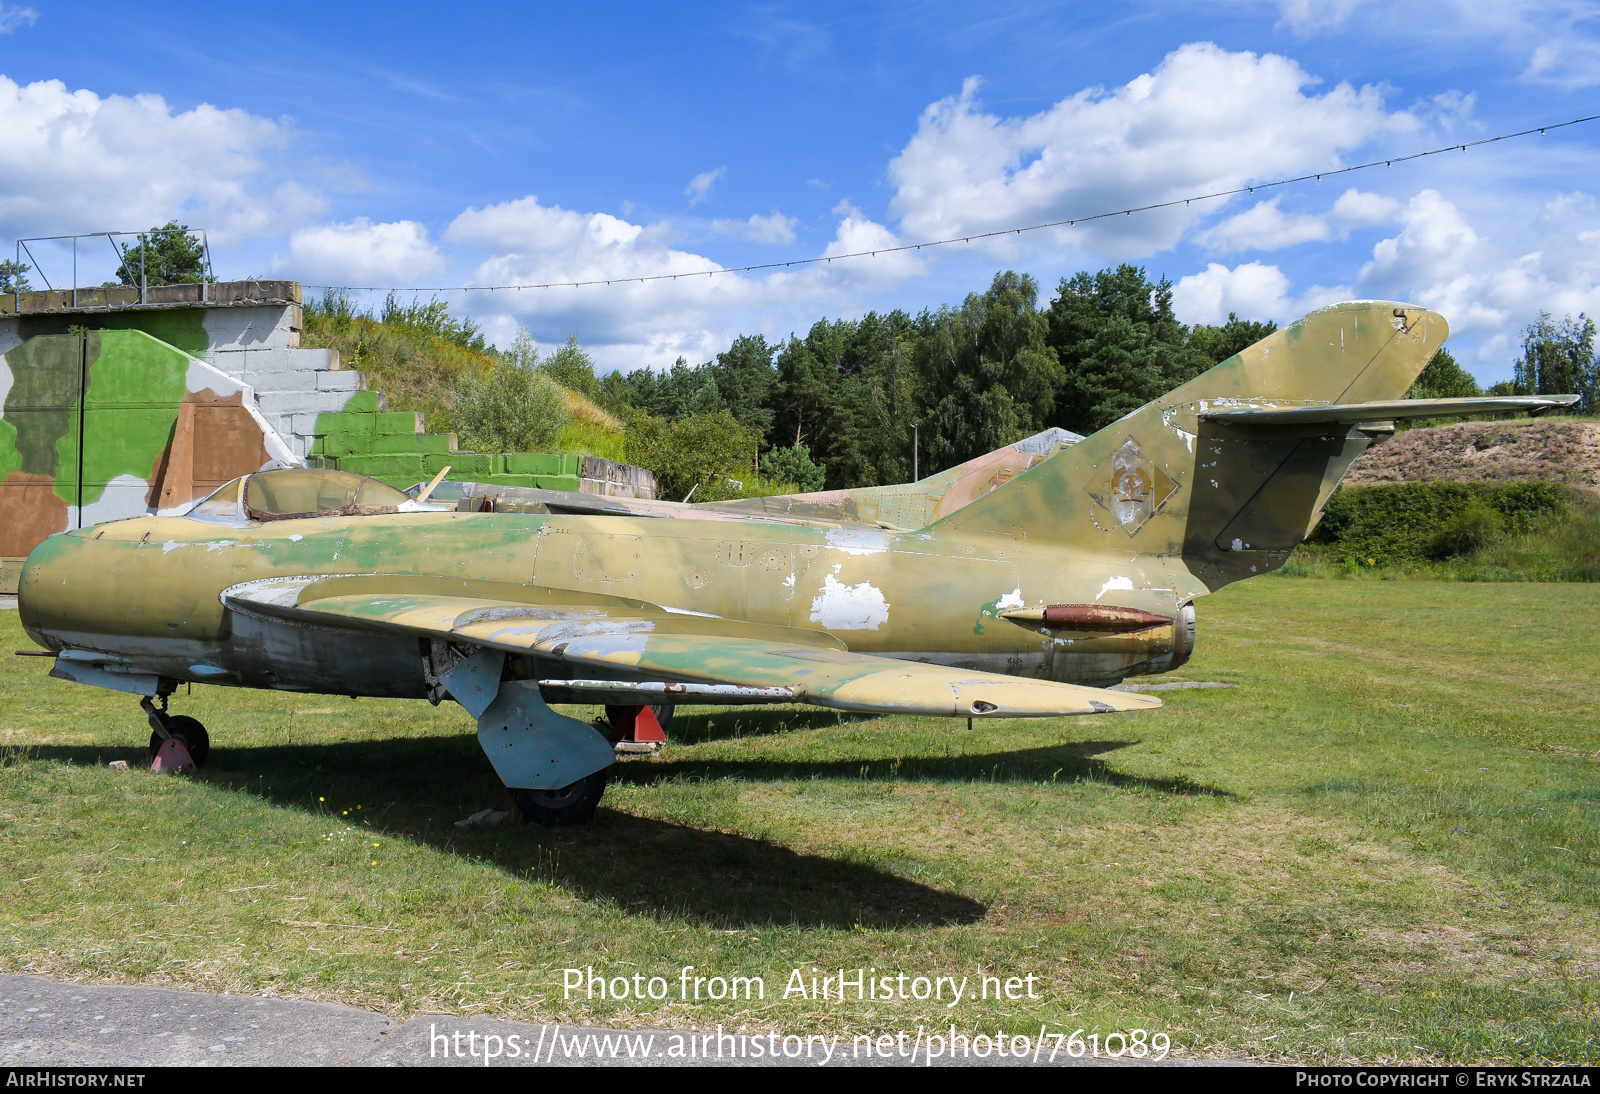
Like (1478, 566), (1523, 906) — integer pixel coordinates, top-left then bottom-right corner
(1201, 394), (1578, 426)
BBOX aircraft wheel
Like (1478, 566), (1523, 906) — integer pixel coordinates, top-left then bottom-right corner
(510, 769), (608, 826)
(149, 716), (210, 766)
(651, 704), (675, 731)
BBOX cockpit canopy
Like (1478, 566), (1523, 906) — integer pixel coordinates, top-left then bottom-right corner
(188, 469), (425, 523)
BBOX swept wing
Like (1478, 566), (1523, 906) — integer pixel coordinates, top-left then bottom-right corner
(223, 577), (1160, 719)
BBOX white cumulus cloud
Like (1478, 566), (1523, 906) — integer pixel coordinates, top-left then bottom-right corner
(1196, 198), (1330, 253)
(443, 195), (920, 373)
(885, 43), (1416, 258)
(280, 218), (445, 285)
(1172, 261), (1293, 326)
(0, 76), (316, 245)
(1196, 188), (1400, 253)
(1353, 190), (1600, 356)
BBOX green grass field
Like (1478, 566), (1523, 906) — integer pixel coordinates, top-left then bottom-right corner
(2, 580), (1597, 1063)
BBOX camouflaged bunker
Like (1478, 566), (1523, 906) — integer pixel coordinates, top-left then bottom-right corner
(0, 281), (655, 593)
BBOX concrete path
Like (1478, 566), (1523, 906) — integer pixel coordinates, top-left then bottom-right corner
(1, 974), (1163, 1067)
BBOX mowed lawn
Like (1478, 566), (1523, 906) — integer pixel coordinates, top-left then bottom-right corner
(1, 579), (1596, 1063)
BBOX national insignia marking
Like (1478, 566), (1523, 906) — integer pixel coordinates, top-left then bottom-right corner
(1085, 437), (1178, 535)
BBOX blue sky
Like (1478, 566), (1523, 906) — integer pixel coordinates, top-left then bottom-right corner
(3, 1), (1599, 382)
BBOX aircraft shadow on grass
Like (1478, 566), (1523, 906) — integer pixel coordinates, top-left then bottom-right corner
(608, 740), (1230, 799)
(24, 729), (1225, 930)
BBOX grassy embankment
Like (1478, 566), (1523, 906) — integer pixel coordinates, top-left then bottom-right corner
(299, 308), (628, 463)
(1284, 417), (1600, 582)
(2, 580), (1597, 1062)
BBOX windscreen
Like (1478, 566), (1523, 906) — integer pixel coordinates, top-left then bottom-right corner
(188, 478), (243, 519)
(242, 469), (411, 521)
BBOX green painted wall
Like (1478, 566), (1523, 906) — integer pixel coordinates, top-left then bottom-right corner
(18, 308), (210, 358)
(76, 331), (188, 506)
(1, 330), (192, 506)
(308, 403), (584, 491)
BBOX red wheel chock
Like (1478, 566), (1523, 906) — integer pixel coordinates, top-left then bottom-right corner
(608, 705), (667, 744)
(150, 736), (196, 774)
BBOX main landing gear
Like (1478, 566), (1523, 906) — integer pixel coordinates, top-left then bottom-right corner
(508, 705), (676, 825)
(509, 771), (610, 826)
(141, 694), (210, 771)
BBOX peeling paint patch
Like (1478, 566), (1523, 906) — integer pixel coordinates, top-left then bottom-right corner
(205, 539), (239, 552)
(1095, 576), (1134, 601)
(809, 572), (890, 631)
(289, 534), (304, 542)
(824, 527), (889, 555)
(161, 540), (183, 554)
(974, 586), (1024, 635)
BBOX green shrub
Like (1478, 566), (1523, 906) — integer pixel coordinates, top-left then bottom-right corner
(761, 443), (826, 493)
(1308, 481), (1568, 566)
(1428, 503), (1503, 559)
(625, 411), (760, 501)
(453, 362), (571, 453)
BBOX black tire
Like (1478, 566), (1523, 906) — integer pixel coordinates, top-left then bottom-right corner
(149, 715), (210, 766)
(509, 769), (608, 826)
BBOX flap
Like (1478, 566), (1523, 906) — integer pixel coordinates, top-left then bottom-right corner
(222, 577), (1159, 719)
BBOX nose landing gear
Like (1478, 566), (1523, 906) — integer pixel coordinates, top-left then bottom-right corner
(140, 695), (210, 771)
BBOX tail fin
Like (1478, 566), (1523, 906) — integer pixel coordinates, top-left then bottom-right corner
(941, 301), (1448, 593)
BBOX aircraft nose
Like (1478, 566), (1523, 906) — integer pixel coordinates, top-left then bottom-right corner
(17, 527), (103, 638)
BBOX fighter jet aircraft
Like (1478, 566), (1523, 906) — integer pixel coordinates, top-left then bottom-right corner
(15, 301), (1577, 823)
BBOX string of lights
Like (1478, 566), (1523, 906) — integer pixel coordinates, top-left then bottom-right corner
(305, 112), (1600, 295)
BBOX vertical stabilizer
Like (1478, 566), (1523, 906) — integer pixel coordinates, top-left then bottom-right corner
(939, 301), (1449, 595)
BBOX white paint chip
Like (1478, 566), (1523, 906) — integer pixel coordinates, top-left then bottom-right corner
(809, 572), (890, 631)
(1095, 576), (1134, 601)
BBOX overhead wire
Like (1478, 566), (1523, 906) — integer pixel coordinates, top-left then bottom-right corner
(304, 112), (1600, 295)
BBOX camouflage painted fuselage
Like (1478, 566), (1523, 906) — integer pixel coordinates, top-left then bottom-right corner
(20, 301), (1460, 705)
(20, 504), (1194, 695)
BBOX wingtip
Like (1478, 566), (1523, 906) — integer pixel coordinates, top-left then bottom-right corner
(1091, 690), (1163, 712)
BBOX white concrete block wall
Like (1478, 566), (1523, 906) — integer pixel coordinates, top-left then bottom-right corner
(316, 370), (362, 392)
(204, 334), (364, 462)
(199, 304), (300, 354)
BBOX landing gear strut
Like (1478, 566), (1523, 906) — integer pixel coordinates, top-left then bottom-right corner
(141, 695), (210, 768)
